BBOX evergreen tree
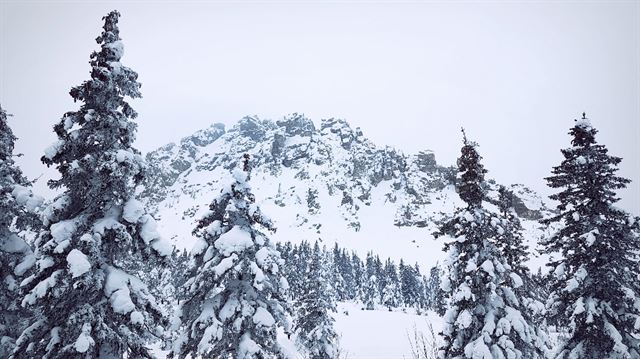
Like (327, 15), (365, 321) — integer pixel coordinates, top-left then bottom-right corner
(381, 259), (402, 310)
(363, 274), (379, 311)
(426, 264), (446, 316)
(434, 130), (540, 359)
(496, 186), (529, 274)
(286, 244), (303, 300)
(497, 186), (551, 357)
(295, 242), (338, 359)
(331, 243), (347, 301)
(13, 12), (170, 359)
(374, 255), (385, 300)
(0, 105), (41, 357)
(399, 261), (421, 308)
(351, 252), (364, 301)
(363, 252), (379, 310)
(341, 249), (356, 300)
(171, 155), (292, 359)
(414, 264), (427, 311)
(541, 115), (640, 358)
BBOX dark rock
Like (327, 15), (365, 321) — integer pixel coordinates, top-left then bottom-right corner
(276, 113), (315, 137)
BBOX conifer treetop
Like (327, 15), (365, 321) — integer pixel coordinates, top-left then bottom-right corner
(456, 128), (487, 208)
(42, 9), (144, 218)
(541, 115), (640, 358)
(0, 105), (28, 190)
(0, 105), (17, 164)
(545, 114), (629, 218)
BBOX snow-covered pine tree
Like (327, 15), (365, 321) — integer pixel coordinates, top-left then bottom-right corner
(414, 263), (427, 311)
(295, 241), (338, 359)
(285, 244), (302, 300)
(541, 115), (640, 358)
(363, 274), (379, 311)
(340, 250), (356, 301)
(13, 11), (170, 359)
(382, 259), (402, 310)
(426, 264), (446, 316)
(495, 186), (529, 274)
(331, 243), (347, 301)
(434, 130), (540, 359)
(363, 252), (379, 310)
(171, 154), (292, 359)
(0, 105), (41, 357)
(352, 252), (365, 301)
(496, 185), (550, 357)
(289, 241), (312, 300)
(399, 261), (421, 309)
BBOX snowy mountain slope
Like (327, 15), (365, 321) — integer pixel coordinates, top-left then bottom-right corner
(141, 114), (552, 270)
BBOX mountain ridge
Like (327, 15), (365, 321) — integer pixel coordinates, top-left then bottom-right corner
(140, 114), (552, 270)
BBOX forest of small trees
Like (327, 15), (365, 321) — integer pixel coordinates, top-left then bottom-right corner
(1, 10), (639, 359)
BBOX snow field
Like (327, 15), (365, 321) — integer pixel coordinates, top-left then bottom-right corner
(150, 302), (443, 359)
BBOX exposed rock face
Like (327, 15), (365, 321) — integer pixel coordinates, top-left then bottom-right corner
(142, 123), (225, 204)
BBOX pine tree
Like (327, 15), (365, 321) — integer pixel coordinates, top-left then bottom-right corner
(331, 243), (347, 301)
(363, 275), (379, 310)
(541, 115), (640, 358)
(426, 264), (446, 316)
(496, 186), (529, 274)
(414, 263), (427, 311)
(373, 255), (384, 297)
(497, 185), (551, 357)
(351, 252), (365, 301)
(381, 259), (402, 310)
(171, 154), (292, 359)
(434, 130), (540, 359)
(291, 241), (313, 300)
(295, 242), (338, 359)
(363, 252), (380, 310)
(286, 244), (303, 300)
(399, 261), (421, 309)
(13, 12), (170, 359)
(341, 249), (356, 300)
(0, 105), (41, 357)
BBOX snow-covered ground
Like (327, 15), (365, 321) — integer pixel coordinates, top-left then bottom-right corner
(150, 301), (443, 359)
(334, 302), (442, 359)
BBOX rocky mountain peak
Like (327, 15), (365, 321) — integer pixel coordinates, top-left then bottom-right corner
(140, 116), (551, 270)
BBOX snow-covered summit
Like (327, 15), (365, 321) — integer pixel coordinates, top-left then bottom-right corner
(142, 114), (552, 270)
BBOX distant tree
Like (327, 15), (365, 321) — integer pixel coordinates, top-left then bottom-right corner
(340, 249), (356, 300)
(434, 130), (541, 359)
(426, 264), (446, 316)
(362, 275), (377, 310)
(381, 259), (402, 310)
(171, 155), (293, 358)
(331, 243), (347, 301)
(13, 12), (170, 359)
(363, 252), (380, 310)
(295, 242), (338, 359)
(541, 115), (640, 358)
(414, 264), (427, 311)
(351, 252), (365, 301)
(374, 254), (385, 299)
(399, 261), (422, 309)
(0, 105), (41, 357)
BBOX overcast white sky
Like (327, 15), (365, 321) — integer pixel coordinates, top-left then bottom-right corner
(1, 0), (639, 214)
